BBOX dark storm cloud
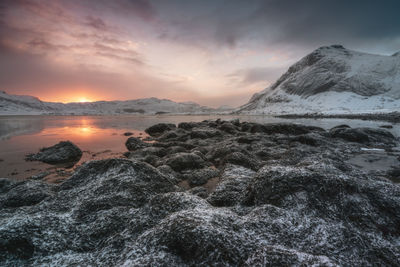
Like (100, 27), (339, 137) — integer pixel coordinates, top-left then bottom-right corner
(154, 0), (400, 52)
(250, 0), (400, 47)
(124, 0), (156, 21)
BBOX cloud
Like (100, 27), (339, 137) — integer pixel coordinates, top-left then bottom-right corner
(124, 0), (157, 21)
(1, 0), (400, 108)
(85, 16), (109, 31)
(0, 38), (196, 103)
(154, 0), (400, 53)
(227, 67), (287, 87)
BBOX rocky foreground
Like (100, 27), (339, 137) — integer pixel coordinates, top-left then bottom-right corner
(1, 119), (400, 266)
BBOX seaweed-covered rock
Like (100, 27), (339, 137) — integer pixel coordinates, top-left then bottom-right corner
(208, 164), (255, 207)
(183, 167), (220, 186)
(330, 127), (396, 145)
(125, 137), (148, 151)
(223, 151), (262, 171)
(218, 122), (238, 134)
(26, 141), (82, 165)
(165, 152), (207, 171)
(145, 123), (176, 137)
(0, 179), (53, 208)
(244, 246), (337, 266)
(2, 120), (400, 266)
(190, 128), (222, 139)
(246, 123), (324, 135)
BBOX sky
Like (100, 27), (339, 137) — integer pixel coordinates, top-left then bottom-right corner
(1, 0), (400, 107)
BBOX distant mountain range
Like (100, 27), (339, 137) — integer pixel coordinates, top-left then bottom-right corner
(2, 45), (399, 116)
(238, 45), (400, 114)
(0, 91), (225, 115)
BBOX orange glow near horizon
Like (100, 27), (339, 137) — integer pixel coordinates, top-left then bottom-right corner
(37, 88), (105, 103)
(78, 97), (90, 103)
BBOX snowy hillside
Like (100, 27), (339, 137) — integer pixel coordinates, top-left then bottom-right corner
(238, 45), (400, 114)
(0, 91), (220, 115)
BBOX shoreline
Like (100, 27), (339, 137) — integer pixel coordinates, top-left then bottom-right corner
(1, 111), (399, 124)
(276, 111), (400, 123)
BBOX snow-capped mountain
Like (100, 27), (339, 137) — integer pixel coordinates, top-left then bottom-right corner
(238, 45), (400, 114)
(0, 91), (219, 115)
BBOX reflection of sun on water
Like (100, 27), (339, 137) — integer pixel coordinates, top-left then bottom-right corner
(77, 127), (93, 135)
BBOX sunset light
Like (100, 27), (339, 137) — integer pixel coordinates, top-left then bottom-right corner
(1, 1), (400, 266)
(78, 97), (90, 103)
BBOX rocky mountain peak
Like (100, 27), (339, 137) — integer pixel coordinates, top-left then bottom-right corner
(239, 46), (400, 114)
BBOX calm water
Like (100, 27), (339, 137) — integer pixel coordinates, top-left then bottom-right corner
(1, 115), (399, 181)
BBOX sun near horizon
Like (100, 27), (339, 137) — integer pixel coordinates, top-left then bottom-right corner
(77, 97), (90, 103)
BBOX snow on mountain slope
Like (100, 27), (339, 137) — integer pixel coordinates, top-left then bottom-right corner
(0, 91), (218, 115)
(239, 45), (400, 114)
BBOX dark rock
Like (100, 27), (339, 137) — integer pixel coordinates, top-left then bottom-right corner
(30, 171), (51, 180)
(157, 129), (189, 142)
(218, 122), (237, 134)
(188, 186), (209, 198)
(246, 123), (325, 135)
(139, 147), (167, 157)
(148, 192), (209, 219)
(152, 141), (196, 150)
(244, 246), (337, 266)
(289, 133), (323, 146)
(223, 151), (261, 171)
(0, 179), (53, 208)
(137, 208), (249, 266)
(26, 141), (82, 165)
(190, 128), (222, 139)
(178, 122), (200, 130)
(183, 167), (220, 186)
(330, 124), (351, 130)
(330, 127), (396, 145)
(387, 167), (400, 183)
(380, 125), (393, 129)
(166, 146), (187, 155)
(157, 164), (179, 184)
(145, 123), (176, 137)
(237, 136), (260, 144)
(330, 127), (369, 143)
(123, 132), (133, 136)
(143, 155), (161, 167)
(165, 152), (207, 171)
(244, 164), (400, 235)
(230, 118), (240, 126)
(158, 131), (179, 140)
(206, 144), (250, 164)
(208, 164), (255, 207)
(125, 137), (148, 151)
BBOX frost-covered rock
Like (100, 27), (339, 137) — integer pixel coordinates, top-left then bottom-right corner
(2, 120), (400, 266)
(182, 167), (220, 186)
(165, 152), (207, 171)
(330, 126), (396, 146)
(125, 136), (148, 151)
(207, 164), (255, 207)
(25, 141), (82, 165)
